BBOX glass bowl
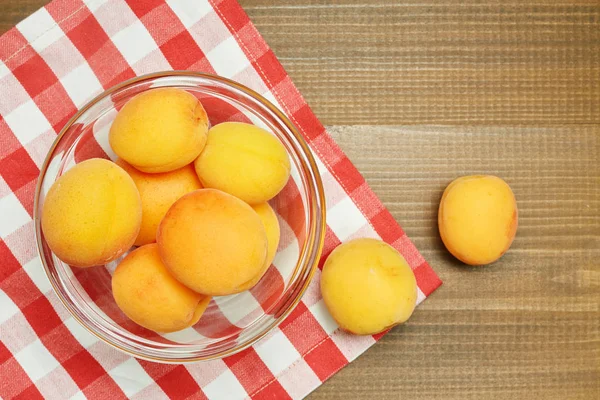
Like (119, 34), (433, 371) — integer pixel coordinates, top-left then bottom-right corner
(33, 72), (326, 363)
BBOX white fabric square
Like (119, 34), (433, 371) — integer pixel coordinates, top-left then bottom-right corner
(309, 299), (339, 335)
(4, 99), (53, 146)
(86, 0), (109, 13)
(36, 365), (79, 400)
(60, 63), (103, 107)
(111, 20), (158, 65)
(63, 317), (99, 348)
(0, 289), (20, 324)
(330, 329), (375, 363)
(0, 193), (31, 239)
(17, 8), (64, 52)
(22, 257), (52, 295)
(109, 358), (155, 398)
(254, 329), (301, 376)
(167, 0), (213, 28)
(207, 37), (249, 78)
(277, 358), (321, 399)
(327, 196), (369, 242)
(0, 60), (9, 79)
(69, 391), (87, 400)
(14, 339), (59, 381)
(215, 290), (261, 324)
(416, 286), (426, 306)
(203, 369), (248, 400)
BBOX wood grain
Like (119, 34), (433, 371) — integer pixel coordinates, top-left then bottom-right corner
(239, 0), (599, 125)
(1, 1), (598, 399)
(318, 125), (599, 400)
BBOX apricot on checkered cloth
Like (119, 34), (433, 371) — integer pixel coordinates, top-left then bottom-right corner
(112, 244), (211, 333)
(41, 158), (141, 268)
(236, 202), (280, 291)
(115, 159), (202, 246)
(438, 175), (518, 266)
(157, 189), (268, 296)
(320, 238), (417, 335)
(109, 88), (209, 173)
(194, 122), (290, 204)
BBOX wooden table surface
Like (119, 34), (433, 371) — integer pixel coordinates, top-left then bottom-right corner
(1, 1), (599, 399)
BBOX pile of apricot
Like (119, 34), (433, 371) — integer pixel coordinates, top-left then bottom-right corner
(42, 88), (289, 333)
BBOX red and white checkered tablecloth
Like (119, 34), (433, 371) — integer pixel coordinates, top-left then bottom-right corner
(0, 0), (442, 398)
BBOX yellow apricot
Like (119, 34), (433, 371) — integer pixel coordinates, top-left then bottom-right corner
(321, 238), (417, 335)
(236, 202), (280, 291)
(109, 88), (209, 173)
(115, 159), (202, 246)
(194, 122), (291, 204)
(438, 175), (518, 265)
(41, 158), (141, 268)
(157, 189), (268, 296)
(112, 244), (210, 333)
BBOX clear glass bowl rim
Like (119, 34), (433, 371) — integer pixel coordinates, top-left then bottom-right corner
(33, 71), (326, 363)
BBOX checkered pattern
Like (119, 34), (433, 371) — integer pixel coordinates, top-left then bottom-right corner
(0, 0), (442, 399)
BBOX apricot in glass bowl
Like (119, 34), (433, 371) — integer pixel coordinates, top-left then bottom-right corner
(34, 72), (326, 363)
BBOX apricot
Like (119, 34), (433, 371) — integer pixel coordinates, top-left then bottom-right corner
(438, 175), (518, 265)
(115, 159), (202, 246)
(41, 158), (141, 268)
(112, 244), (210, 333)
(236, 202), (280, 291)
(157, 189), (268, 296)
(109, 88), (209, 173)
(194, 122), (291, 204)
(320, 238), (417, 335)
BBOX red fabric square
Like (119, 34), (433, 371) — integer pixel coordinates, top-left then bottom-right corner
(279, 302), (328, 354)
(330, 157), (365, 194)
(413, 262), (443, 297)
(250, 267), (284, 312)
(62, 350), (106, 389)
(0, 240), (21, 282)
(304, 337), (347, 381)
(74, 131), (109, 163)
(35, 82), (77, 133)
(0, 269), (41, 310)
(66, 13), (109, 58)
(87, 42), (135, 88)
(45, 0), (86, 22)
(160, 31), (207, 70)
(0, 148), (39, 192)
(21, 296), (63, 337)
(125, 0), (164, 18)
(292, 104), (324, 141)
(156, 366), (202, 400)
(138, 362), (175, 380)
(251, 380), (291, 400)
(0, 357), (38, 399)
(370, 208), (405, 244)
(0, 119), (22, 160)
(40, 324), (82, 363)
(215, 0), (250, 33)
(82, 374), (126, 400)
(198, 96), (251, 125)
(0, 28), (28, 61)
(225, 348), (275, 395)
(13, 383), (44, 400)
(14, 179), (36, 217)
(0, 341), (12, 365)
(12, 54), (57, 99)
(252, 50), (287, 88)
(138, 4), (185, 46)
